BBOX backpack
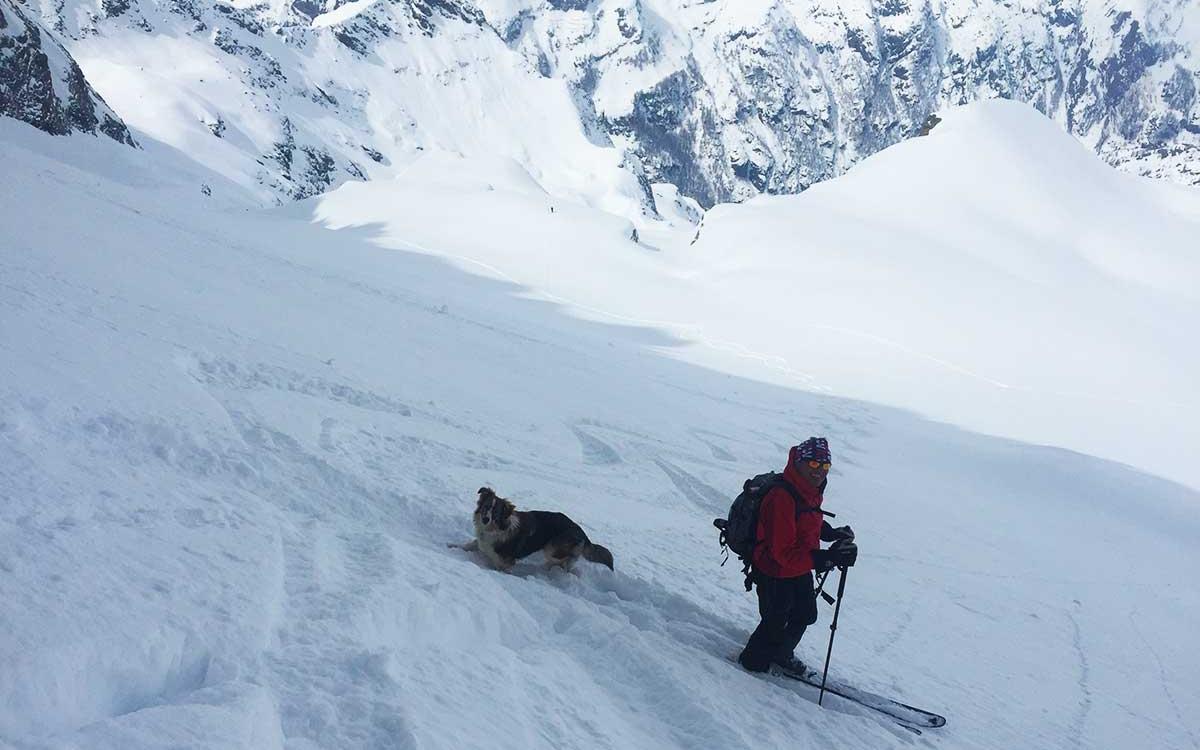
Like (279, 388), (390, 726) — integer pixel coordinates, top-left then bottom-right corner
(713, 472), (832, 591)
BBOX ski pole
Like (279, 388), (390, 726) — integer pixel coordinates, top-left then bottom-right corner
(818, 565), (849, 707)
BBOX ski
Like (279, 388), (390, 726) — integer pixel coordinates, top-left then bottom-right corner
(778, 666), (946, 731)
(730, 654), (947, 732)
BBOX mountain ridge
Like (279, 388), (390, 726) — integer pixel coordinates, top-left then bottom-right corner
(0, 0), (135, 145)
(6, 0), (1198, 212)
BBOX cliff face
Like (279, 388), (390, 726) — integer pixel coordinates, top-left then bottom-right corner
(8, 0), (1194, 209)
(0, 0), (134, 145)
(490, 0), (1199, 206)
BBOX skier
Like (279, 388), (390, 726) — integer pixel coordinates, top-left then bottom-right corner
(737, 436), (857, 675)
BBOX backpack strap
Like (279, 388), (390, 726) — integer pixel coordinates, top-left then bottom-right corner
(771, 478), (836, 518)
(742, 480), (831, 592)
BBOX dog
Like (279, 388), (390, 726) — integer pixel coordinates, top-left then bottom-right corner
(452, 487), (613, 571)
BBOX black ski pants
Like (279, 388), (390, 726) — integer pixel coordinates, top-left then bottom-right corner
(738, 571), (818, 672)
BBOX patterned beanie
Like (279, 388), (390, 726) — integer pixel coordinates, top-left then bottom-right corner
(795, 436), (831, 464)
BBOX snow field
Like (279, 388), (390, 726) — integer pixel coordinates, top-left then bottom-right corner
(315, 100), (1200, 489)
(2, 104), (1199, 750)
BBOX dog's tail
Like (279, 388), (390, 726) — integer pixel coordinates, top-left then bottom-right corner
(583, 542), (614, 570)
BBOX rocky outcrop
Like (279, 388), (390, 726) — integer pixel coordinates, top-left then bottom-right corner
(493, 0), (1200, 206)
(10, 0), (1195, 209)
(19, 0), (502, 203)
(0, 0), (135, 145)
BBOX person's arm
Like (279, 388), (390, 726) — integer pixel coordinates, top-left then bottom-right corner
(760, 491), (813, 572)
(813, 540), (859, 571)
(820, 521), (855, 542)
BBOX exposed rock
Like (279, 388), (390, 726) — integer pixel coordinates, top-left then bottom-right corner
(0, 0), (135, 145)
(497, 0), (1200, 205)
(12, 0), (1195, 208)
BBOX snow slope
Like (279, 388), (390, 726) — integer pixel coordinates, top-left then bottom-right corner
(687, 100), (1200, 490)
(2, 103), (1199, 750)
(313, 99), (1200, 491)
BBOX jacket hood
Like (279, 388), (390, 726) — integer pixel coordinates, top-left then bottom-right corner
(783, 444), (825, 507)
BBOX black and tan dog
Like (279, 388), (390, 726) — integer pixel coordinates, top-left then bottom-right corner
(453, 487), (613, 571)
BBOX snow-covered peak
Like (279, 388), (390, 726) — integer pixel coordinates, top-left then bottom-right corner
(474, 0), (1200, 208)
(4, 0), (1195, 214)
(18, 0), (656, 212)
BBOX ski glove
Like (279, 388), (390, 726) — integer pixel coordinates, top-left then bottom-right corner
(811, 549), (836, 573)
(812, 540), (858, 572)
(830, 540), (858, 568)
(821, 522), (855, 543)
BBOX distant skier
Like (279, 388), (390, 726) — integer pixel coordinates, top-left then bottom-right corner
(737, 437), (857, 675)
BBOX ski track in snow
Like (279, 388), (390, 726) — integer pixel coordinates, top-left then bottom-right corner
(689, 429), (738, 462)
(268, 523), (419, 749)
(945, 592), (1002, 623)
(318, 417), (339, 453)
(1127, 609), (1200, 750)
(653, 459), (729, 512)
(181, 363), (457, 747)
(570, 424), (624, 466)
(191, 357), (415, 417)
(1066, 605), (1094, 749)
(871, 595), (918, 658)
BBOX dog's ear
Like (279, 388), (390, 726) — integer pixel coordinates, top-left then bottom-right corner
(496, 498), (514, 519)
(478, 487), (494, 499)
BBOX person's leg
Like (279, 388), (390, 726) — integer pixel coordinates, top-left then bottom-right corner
(773, 572), (818, 666)
(739, 574), (788, 672)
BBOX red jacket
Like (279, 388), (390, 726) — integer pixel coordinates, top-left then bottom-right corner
(751, 445), (825, 578)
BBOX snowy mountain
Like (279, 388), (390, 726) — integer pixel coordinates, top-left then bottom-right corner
(14, 0), (652, 211)
(3, 101), (1200, 750)
(491, 0), (1200, 205)
(0, 0), (134, 145)
(7, 0), (1198, 208)
(2, 0), (1200, 742)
